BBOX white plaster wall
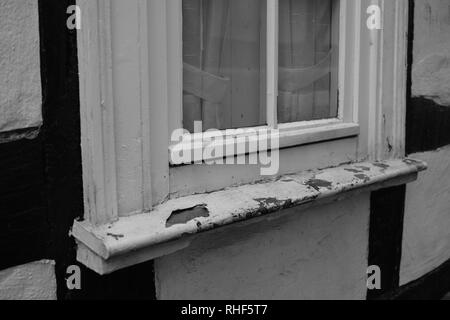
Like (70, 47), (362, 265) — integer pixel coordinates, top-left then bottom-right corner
(399, 0), (450, 286)
(0, 0), (42, 133)
(401, 147), (450, 285)
(0, 260), (57, 300)
(155, 193), (370, 300)
(412, 0), (450, 106)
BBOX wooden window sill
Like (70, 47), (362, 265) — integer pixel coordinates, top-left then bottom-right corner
(73, 158), (427, 275)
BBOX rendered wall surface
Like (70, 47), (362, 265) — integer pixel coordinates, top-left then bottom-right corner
(401, 147), (450, 285)
(402, 0), (450, 285)
(0, 260), (56, 300)
(0, 0), (42, 134)
(411, 0), (450, 106)
(155, 193), (370, 300)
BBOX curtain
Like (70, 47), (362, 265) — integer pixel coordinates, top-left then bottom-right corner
(183, 0), (232, 132)
(278, 0), (335, 123)
(183, 0), (265, 132)
(183, 0), (335, 132)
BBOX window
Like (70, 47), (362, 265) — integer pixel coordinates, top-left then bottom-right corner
(277, 0), (339, 124)
(182, 0), (339, 133)
(182, 0), (267, 132)
(168, 0), (359, 197)
(77, 0), (408, 224)
(75, 0), (411, 271)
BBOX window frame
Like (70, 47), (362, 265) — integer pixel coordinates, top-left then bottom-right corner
(168, 0), (359, 166)
(77, 0), (409, 226)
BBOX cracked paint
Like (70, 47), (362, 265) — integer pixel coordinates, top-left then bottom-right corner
(354, 174), (371, 183)
(254, 197), (289, 208)
(373, 163), (390, 170)
(253, 198), (298, 215)
(305, 179), (333, 191)
(166, 204), (210, 228)
(403, 158), (425, 166)
(107, 233), (125, 240)
(72, 158), (427, 272)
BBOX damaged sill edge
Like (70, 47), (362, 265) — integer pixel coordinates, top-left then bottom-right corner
(73, 158), (427, 275)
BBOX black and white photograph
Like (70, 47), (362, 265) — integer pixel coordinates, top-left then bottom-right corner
(0, 0), (449, 304)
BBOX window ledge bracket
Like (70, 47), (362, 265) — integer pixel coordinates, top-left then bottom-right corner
(73, 158), (427, 275)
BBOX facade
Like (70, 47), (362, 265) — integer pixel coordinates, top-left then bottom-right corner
(0, 0), (449, 300)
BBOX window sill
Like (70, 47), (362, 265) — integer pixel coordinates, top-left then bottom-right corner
(73, 158), (427, 275)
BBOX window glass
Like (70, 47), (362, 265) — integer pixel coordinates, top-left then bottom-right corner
(183, 0), (267, 132)
(182, 0), (338, 132)
(278, 0), (338, 123)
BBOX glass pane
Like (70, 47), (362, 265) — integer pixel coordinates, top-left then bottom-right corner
(183, 0), (267, 133)
(278, 0), (338, 123)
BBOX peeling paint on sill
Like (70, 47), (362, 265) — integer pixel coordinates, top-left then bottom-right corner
(166, 204), (210, 228)
(72, 158), (427, 275)
(305, 179), (333, 191)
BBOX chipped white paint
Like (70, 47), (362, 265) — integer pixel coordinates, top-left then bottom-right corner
(77, 0), (172, 226)
(0, 260), (56, 300)
(401, 147), (450, 285)
(0, 0), (42, 134)
(73, 159), (426, 275)
(155, 193), (370, 300)
(77, 0), (409, 229)
(412, 0), (450, 106)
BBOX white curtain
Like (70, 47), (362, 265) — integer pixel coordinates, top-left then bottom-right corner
(183, 0), (231, 132)
(278, 0), (335, 123)
(183, 0), (335, 131)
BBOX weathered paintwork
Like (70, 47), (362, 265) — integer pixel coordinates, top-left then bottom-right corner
(73, 158), (426, 275)
(156, 193), (371, 300)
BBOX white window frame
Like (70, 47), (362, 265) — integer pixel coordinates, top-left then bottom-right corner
(168, 0), (359, 165)
(77, 0), (409, 226)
